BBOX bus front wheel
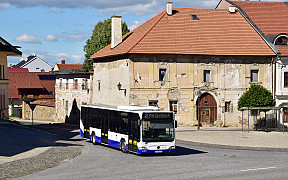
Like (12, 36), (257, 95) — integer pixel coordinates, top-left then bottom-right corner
(121, 139), (127, 153)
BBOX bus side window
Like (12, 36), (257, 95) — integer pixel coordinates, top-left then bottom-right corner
(123, 118), (128, 135)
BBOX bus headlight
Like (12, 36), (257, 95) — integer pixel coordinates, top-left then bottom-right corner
(169, 146), (175, 149)
(140, 147), (147, 150)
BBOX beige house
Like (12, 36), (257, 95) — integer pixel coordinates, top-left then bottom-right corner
(0, 36), (22, 119)
(90, 3), (277, 127)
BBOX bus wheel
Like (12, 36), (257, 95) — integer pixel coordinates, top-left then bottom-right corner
(92, 133), (97, 145)
(121, 140), (127, 153)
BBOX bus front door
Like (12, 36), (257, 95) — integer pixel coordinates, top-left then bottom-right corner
(101, 110), (108, 144)
(128, 115), (139, 152)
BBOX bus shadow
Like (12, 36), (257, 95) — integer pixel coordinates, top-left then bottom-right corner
(140, 146), (207, 157)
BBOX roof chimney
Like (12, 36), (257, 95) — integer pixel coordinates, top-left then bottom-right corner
(61, 60), (65, 64)
(111, 16), (122, 49)
(167, 2), (173, 16)
(229, 6), (236, 13)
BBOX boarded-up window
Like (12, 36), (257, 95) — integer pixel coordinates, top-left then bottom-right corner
(74, 79), (78, 89)
(59, 79), (62, 89)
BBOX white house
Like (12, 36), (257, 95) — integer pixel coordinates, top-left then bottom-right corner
(12, 54), (52, 72)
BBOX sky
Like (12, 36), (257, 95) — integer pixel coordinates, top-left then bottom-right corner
(0, 0), (284, 67)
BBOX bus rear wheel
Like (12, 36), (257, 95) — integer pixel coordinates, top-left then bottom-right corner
(92, 133), (97, 145)
(121, 140), (127, 153)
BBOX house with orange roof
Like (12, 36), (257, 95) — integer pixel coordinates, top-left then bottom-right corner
(217, 0), (288, 125)
(53, 60), (83, 71)
(90, 2), (277, 127)
(0, 36), (22, 119)
(8, 71), (56, 121)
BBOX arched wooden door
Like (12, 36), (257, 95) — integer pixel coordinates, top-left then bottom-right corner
(198, 93), (217, 126)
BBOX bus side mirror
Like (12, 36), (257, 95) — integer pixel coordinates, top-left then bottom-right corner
(175, 120), (177, 128)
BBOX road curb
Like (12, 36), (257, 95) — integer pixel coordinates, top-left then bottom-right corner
(176, 139), (288, 152)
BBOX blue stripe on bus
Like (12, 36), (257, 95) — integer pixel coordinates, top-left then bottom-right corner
(80, 129), (84, 138)
(137, 148), (175, 154)
(108, 139), (121, 149)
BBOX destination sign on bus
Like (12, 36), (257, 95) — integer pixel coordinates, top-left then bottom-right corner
(143, 113), (172, 119)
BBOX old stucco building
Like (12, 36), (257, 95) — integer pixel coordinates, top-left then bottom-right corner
(217, 0), (288, 125)
(53, 69), (93, 123)
(90, 3), (277, 126)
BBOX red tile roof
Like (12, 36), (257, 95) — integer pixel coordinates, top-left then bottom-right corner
(91, 8), (275, 59)
(8, 68), (29, 72)
(31, 99), (55, 107)
(8, 72), (55, 99)
(56, 64), (83, 70)
(231, 1), (288, 56)
(231, 1), (288, 36)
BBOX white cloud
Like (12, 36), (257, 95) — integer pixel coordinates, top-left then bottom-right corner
(1, 0), (285, 13)
(0, 3), (10, 9)
(46, 34), (58, 42)
(202, 0), (219, 7)
(99, 0), (161, 16)
(67, 33), (86, 42)
(129, 20), (144, 30)
(50, 7), (62, 13)
(14, 33), (42, 44)
(56, 53), (83, 63)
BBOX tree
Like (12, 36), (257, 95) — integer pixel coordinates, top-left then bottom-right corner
(237, 84), (275, 111)
(83, 18), (130, 70)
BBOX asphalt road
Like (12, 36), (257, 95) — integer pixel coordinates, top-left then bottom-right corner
(14, 125), (288, 180)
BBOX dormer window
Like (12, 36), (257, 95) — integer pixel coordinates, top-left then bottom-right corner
(274, 35), (288, 45)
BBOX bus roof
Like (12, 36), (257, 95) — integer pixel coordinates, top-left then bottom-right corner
(117, 105), (159, 111)
(82, 104), (160, 112)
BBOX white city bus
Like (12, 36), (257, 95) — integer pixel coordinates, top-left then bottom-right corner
(80, 104), (176, 154)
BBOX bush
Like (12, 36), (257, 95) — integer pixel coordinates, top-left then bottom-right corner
(237, 84), (275, 111)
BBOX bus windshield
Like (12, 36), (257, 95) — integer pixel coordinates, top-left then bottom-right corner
(142, 113), (174, 142)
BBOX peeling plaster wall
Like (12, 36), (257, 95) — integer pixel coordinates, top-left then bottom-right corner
(55, 75), (92, 123)
(92, 54), (272, 127)
(93, 59), (130, 106)
(130, 55), (272, 126)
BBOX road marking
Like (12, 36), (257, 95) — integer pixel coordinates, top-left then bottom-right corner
(241, 167), (276, 172)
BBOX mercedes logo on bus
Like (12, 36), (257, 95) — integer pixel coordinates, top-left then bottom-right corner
(157, 146), (160, 149)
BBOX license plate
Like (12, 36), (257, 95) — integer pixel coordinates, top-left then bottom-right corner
(155, 151), (162, 153)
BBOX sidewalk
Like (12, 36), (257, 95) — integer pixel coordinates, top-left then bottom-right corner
(176, 126), (288, 151)
(0, 119), (58, 164)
